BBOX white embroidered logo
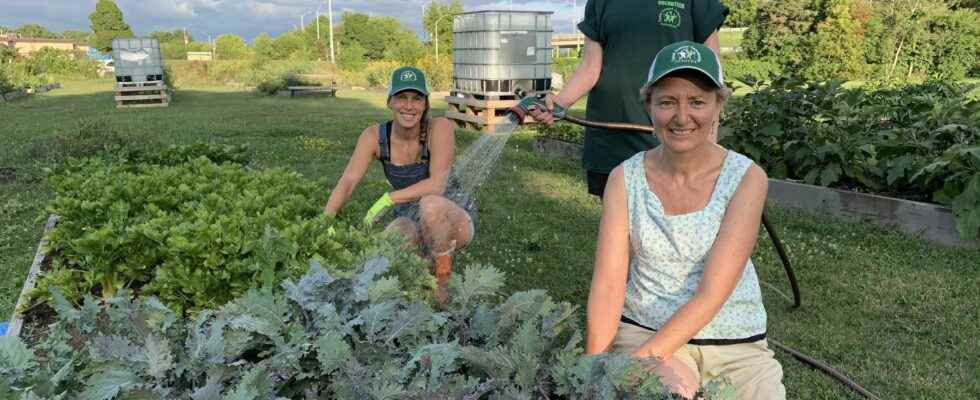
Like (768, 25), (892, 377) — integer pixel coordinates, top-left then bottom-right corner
(671, 46), (701, 64)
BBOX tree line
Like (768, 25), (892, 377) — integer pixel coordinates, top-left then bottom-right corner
(727, 0), (979, 81)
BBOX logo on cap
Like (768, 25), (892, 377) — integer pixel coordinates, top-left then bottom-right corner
(671, 46), (701, 64)
(400, 71), (417, 82)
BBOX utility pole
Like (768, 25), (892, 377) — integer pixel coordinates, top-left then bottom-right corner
(328, 0), (335, 63)
(316, 3), (322, 42)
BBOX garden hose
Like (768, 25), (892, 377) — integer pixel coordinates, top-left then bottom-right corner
(511, 93), (882, 399)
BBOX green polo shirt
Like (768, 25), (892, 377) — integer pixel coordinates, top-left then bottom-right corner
(577, 0), (728, 173)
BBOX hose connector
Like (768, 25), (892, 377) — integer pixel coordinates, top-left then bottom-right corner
(509, 88), (565, 125)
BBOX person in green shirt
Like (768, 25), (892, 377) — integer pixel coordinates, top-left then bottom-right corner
(530, 0), (728, 197)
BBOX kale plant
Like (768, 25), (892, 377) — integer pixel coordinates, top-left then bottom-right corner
(1, 260), (733, 399)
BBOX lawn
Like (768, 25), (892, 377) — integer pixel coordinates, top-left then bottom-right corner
(1, 80), (977, 399)
(718, 29), (743, 51)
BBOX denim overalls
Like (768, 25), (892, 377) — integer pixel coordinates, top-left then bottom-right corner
(378, 121), (429, 219)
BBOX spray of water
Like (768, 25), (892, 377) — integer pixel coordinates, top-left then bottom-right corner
(445, 116), (521, 210)
(399, 114), (522, 221)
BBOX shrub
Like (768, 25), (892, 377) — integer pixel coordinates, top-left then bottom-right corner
(0, 65), (13, 93)
(926, 8), (980, 80)
(1, 261), (733, 399)
(553, 57), (580, 82)
(364, 60), (400, 88)
(37, 156), (431, 314)
(720, 54), (782, 85)
(20, 47), (99, 78)
(416, 55), (452, 91)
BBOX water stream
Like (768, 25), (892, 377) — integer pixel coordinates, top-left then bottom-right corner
(399, 114), (522, 221)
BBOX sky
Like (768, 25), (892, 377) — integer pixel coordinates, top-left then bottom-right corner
(0, 0), (585, 42)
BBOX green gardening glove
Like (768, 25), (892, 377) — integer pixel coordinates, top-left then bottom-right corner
(363, 192), (394, 226)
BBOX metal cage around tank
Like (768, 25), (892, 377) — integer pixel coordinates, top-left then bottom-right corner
(111, 38), (164, 84)
(452, 10), (553, 97)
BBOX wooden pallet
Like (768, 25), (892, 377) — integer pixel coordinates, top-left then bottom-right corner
(444, 91), (537, 134)
(115, 81), (169, 108)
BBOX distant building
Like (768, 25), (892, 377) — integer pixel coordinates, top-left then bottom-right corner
(552, 33), (584, 58)
(0, 35), (89, 56)
(187, 51), (213, 61)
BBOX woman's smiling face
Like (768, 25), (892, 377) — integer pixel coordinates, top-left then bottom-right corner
(646, 72), (722, 154)
(389, 90), (427, 129)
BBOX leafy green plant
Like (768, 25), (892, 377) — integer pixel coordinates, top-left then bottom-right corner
(36, 156), (430, 314)
(722, 78), (980, 239)
(1, 261), (732, 399)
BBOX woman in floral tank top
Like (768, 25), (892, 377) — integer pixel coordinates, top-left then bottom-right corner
(586, 42), (785, 399)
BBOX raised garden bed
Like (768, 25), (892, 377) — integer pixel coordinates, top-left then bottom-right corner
(4, 214), (59, 339)
(0, 83), (61, 103)
(533, 137), (980, 248)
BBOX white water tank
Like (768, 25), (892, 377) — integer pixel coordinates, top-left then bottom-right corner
(452, 10), (553, 95)
(111, 38), (164, 83)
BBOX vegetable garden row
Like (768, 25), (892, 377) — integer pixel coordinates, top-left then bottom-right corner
(0, 144), (729, 399)
(539, 79), (980, 240)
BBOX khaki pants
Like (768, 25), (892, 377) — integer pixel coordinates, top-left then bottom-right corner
(612, 322), (786, 400)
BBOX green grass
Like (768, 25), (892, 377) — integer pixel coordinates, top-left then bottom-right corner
(1, 80), (978, 399)
(718, 30), (744, 50)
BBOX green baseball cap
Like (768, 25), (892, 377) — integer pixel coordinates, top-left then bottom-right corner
(645, 41), (725, 88)
(388, 66), (429, 98)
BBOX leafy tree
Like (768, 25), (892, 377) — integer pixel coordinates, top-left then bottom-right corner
(742, 0), (819, 75)
(88, 0), (134, 52)
(385, 34), (426, 65)
(0, 43), (18, 64)
(186, 41), (212, 52)
(150, 29), (190, 44)
(423, 0), (463, 57)
(338, 12), (421, 62)
(802, 0), (872, 80)
(722, 0), (759, 27)
(337, 41), (367, 70)
(161, 42), (187, 60)
(253, 32), (277, 60)
(215, 34), (249, 60)
(273, 30), (310, 59)
(925, 8), (980, 79)
(951, 0), (980, 11)
(16, 23), (57, 38)
(60, 30), (92, 44)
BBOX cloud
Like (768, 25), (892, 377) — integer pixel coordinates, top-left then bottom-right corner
(0, 0), (585, 41)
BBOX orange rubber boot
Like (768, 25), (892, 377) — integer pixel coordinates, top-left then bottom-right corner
(433, 253), (452, 306)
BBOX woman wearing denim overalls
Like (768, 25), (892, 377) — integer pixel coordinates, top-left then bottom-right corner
(324, 67), (474, 305)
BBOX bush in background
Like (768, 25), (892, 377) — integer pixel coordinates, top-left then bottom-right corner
(416, 55), (452, 91)
(721, 54), (782, 85)
(553, 57), (579, 82)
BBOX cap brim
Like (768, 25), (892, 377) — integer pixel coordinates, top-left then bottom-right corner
(649, 66), (724, 89)
(389, 86), (429, 98)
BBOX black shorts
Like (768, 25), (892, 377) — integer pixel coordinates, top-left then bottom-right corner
(586, 171), (610, 198)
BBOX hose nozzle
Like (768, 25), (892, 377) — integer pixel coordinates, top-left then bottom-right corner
(509, 88), (566, 125)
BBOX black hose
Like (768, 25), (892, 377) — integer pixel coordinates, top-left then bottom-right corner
(761, 211), (801, 308)
(769, 339), (882, 400)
